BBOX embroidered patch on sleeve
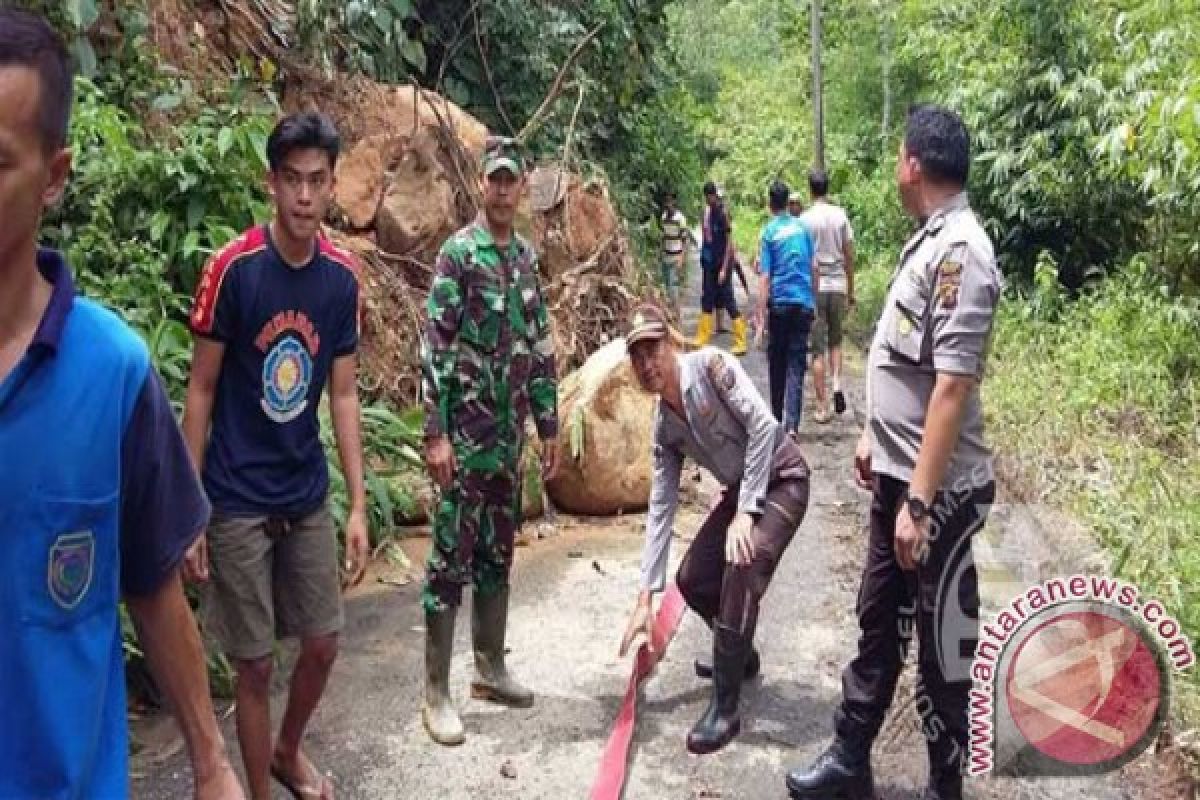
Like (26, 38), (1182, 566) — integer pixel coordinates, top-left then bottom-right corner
(706, 353), (736, 392)
(935, 259), (963, 310)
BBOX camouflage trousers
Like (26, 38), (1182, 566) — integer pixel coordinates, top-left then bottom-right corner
(422, 467), (522, 613)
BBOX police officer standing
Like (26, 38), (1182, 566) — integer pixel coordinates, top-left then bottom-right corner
(786, 105), (1001, 800)
(421, 136), (560, 746)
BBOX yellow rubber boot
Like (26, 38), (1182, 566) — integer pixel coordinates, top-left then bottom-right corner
(693, 312), (714, 346)
(731, 317), (749, 356)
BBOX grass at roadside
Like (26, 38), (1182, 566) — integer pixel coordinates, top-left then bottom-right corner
(849, 255), (1200, 723)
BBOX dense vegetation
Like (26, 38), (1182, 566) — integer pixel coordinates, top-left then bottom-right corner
(16, 0), (1199, 719)
(665, 0), (1200, 718)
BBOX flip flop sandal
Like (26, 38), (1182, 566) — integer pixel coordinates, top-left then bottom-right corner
(271, 758), (333, 800)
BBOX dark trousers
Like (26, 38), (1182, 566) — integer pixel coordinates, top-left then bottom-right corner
(767, 305), (814, 431)
(676, 441), (810, 637)
(834, 474), (995, 775)
(701, 262), (740, 316)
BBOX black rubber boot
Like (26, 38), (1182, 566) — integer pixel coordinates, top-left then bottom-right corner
(685, 625), (747, 755)
(693, 647), (760, 681)
(785, 737), (875, 799)
(694, 616), (760, 681)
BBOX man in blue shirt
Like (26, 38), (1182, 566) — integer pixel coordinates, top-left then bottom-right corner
(183, 111), (368, 800)
(0, 10), (243, 798)
(755, 180), (819, 433)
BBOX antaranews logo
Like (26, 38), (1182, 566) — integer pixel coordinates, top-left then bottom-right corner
(968, 575), (1194, 777)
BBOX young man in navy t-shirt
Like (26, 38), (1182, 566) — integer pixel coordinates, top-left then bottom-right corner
(183, 112), (368, 800)
(0, 10), (243, 798)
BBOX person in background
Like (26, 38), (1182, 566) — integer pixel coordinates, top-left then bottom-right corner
(755, 180), (818, 433)
(659, 190), (689, 314)
(787, 191), (805, 218)
(801, 168), (856, 423)
(695, 181), (748, 356)
(0, 9), (243, 799)
(183, 111), (368, 800)
(786, 105), (1001, 800)
(619, 303), (811, 755)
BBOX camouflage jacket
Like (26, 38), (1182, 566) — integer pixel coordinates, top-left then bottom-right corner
(421, 218), (558, 465)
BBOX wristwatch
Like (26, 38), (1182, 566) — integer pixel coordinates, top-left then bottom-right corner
(906, 493), (931, 523)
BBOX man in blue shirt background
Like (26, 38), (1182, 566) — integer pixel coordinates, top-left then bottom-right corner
(755, 179), (819, 433)
(0, 9), (243, 798)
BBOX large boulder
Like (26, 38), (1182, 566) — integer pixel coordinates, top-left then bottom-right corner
(375, 128), (459, 262)
(546, 338), (655, 515)
(334, 135), (393, 230)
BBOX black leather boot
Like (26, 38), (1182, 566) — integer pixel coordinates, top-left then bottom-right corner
(685, 624), (746, 754)
(785, 736), (875, 799)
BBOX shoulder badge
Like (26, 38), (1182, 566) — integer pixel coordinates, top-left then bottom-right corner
(706, 352), (736, 392)
(935, 259), (963, 310)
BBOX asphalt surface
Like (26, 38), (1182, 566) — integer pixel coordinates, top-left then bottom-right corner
(132, 264), (1186, 799)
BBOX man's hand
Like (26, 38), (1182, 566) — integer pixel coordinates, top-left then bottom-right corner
(853, 429), (873, 490)
(195, 756), (245, 800)
(718, 267), (729, 285)
(619, 595), (656, 658)
(541, 437), (561, 482)
(343, 509), (369, 588)
(182, 534), (209, 583)
(894, 501), (931, 571)
(425, 435), (456, 490)
(724, 515), (755, 566)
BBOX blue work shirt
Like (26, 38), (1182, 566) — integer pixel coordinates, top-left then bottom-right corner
(0, 249), (209, 799)
(189, 225), (359, 517)
(759, 212), (817, 309)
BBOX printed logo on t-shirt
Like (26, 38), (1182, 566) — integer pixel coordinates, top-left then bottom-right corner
(255, 310), (319, 424)
(48, 530), (95, 609)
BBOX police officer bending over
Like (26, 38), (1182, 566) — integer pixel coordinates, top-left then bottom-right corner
(620, 303), (811, 755)
(786, 105), (1001, 800)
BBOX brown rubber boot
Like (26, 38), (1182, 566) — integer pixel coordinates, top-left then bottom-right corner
(470, 586), (534, 708)
(422, 607), (465, 745)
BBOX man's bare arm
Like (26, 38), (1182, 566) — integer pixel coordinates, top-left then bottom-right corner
(181, 337), (225, 472)
(126, 572), (244, 799)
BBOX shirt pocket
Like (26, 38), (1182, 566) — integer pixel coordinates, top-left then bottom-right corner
(459, 272), (507, 354)
(18, 494), (119, 629)
(885, 275), (930, 364)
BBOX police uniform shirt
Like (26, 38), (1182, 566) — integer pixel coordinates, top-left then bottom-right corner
(0, 250), (209, 798)
(639, 348), (784, 591)
(866, 192), (1002, 490)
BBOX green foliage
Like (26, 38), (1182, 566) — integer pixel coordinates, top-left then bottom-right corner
(322, 403), (423, 548)
(983, 260), (1200, 707)
(297, 0), (426, 82)
(43, 77), (273, 362)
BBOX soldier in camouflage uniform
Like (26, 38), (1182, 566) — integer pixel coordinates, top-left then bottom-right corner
(419, 136), (560, 746)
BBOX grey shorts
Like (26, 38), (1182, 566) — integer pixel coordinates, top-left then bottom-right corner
(203, 504), (344, 661)
(811, 291), (847, 354)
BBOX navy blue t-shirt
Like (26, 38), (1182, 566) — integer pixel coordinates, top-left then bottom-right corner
(702, 201), (732, 269)
(1, 249), (209, 798)
(190, 226), (360, 516)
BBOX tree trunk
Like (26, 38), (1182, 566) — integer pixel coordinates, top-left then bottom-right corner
(811, 0), (825, 171)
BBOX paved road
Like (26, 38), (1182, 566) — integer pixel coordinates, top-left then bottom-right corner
(133, 265), (1185, 798)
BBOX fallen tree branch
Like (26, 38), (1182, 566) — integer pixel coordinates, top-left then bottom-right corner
(516, 22), (604, 144)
